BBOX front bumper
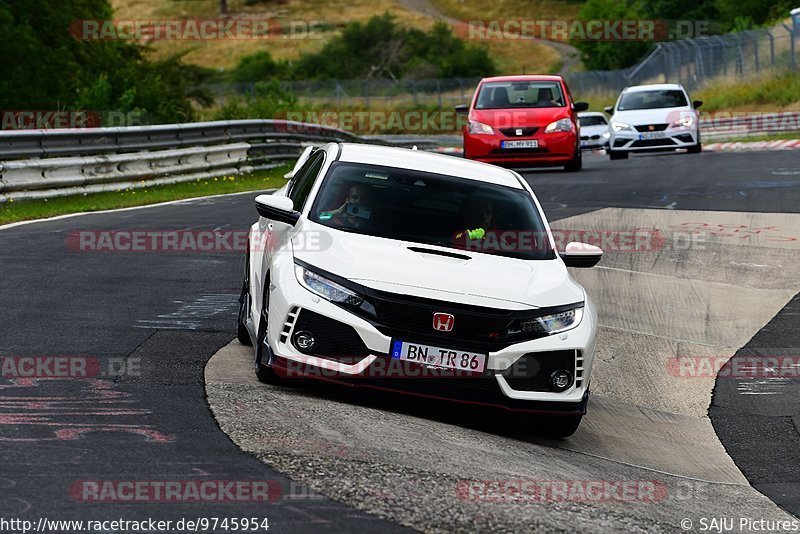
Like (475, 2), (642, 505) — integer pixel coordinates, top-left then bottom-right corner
(262, 274), (598, 414)
(609, 127), (699, 152)
(464, 131), (577, 167)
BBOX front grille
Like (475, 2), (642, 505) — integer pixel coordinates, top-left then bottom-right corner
(292, 309), (372, 361)
(491, 147), (549, 155)
(631, 138), (676, 147)
(499, 127), (538, 137)
(369, 290), (520, 352)
(634, 123), (669, 132)
(502, 350), (577, 392)
(352, 289), (576, 353)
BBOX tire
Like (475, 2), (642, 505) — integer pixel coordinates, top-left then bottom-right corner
(687, 142), (702, 154)
(608, 150), (628, 160)
(236, 254), (252, 346)
(563, 146), (582, 172)
(526, 414), (583, 438)
(254, 280), (282, 384)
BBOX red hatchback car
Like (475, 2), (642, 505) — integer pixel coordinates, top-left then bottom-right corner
(457, 75), (588, 171)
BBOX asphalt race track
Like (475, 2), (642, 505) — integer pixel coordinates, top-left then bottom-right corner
(1, 149), (799, 532)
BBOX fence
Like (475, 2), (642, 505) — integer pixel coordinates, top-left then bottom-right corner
(203, 21), (799, 107)
(566, 23), (799, 95)
(204, 77), (483, 109)
(0, 120), (425, 202)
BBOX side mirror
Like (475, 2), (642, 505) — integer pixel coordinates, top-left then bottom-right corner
(284, 146), (315, 179)
(692, 100), (703, 109)
(573, 101), (589, 112)
(603, 106), (613, 114)
(255, 194), (300, 226)
(559, 242), (603, 268)
(454, 104), (469, 114)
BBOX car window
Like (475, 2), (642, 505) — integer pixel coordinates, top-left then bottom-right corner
(288, 151), (325, 210)
(475, 81), (565, 109)
(618, 90), (688, 111)
(309, 162), (555, 261)
(580, 116), (607, 126)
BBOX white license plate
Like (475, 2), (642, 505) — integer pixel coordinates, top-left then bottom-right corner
(502, 140), (538, 149)
(639, 131), (666, 140)
(391, 340), (486, 373)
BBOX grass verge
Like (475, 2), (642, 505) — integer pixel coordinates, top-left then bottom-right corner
(0, 166), (289, 226)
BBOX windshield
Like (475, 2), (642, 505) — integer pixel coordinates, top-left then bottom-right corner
(475, 81), (565, 109)
(580, 115), (607, 126)
(617, 89), (688, 111)
(309, 162), (555, 261)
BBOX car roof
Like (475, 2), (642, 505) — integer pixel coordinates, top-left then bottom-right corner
(623, 83), (685, 93)
(336, 143), (524, 189)
(480, 74), (563, 83)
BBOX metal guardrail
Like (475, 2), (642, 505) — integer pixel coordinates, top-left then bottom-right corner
(0, 120), (430, 202)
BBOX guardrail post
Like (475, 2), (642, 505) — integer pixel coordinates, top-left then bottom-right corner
(784, 24), (797, 70)
(765, 29), (775, 67)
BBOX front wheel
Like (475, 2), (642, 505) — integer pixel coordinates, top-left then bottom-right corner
(236, 261), (252, 346)
(255, 284), (282, 384)
(687, 142), (702, 154)
(526, 414), (583, 438)
(608, 150), (628, 160)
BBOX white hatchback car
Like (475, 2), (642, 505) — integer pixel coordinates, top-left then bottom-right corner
(578, 111), (610, 150)
(605, 83), (702, 159)
(237, 143), (602, 436)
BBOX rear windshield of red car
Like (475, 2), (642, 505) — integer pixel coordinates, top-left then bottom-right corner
(475, 81), (565, 110)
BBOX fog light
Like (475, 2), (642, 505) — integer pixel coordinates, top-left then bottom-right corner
(293, 331), (316, 353)
(550, 370), (573, 392)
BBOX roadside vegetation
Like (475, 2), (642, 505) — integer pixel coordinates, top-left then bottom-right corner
(0, 167), (289, 225)
(695, 71), (800, 111)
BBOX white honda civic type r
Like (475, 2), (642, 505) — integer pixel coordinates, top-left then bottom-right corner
(237, 143), (602, 436)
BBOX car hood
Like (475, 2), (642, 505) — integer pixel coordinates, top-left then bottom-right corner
(611, 106), (695, 125)
(292, 222), (584, 310)
(470, 106), (569, 129)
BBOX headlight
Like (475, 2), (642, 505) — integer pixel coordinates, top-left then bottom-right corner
(508, 307), (584, 336)
(601, 131), (610, 139)
(611, 121), (632, 132)
(295, 264), (363, 306)
(468, 120), (494, 135)
(672, 116), (694, 128)
(545, 118), (573, 133)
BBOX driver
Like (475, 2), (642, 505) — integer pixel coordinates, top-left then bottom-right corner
(325, 184), (372, 230)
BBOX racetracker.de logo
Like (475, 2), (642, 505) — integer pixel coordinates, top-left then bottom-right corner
(667, 355), (800, 378)
(69, 480), (282, 502)
(456, 479), (668, 503)
(69, 19), (324, 41)
(66, 230), (330, 253)
(462, 19), (711, 41)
